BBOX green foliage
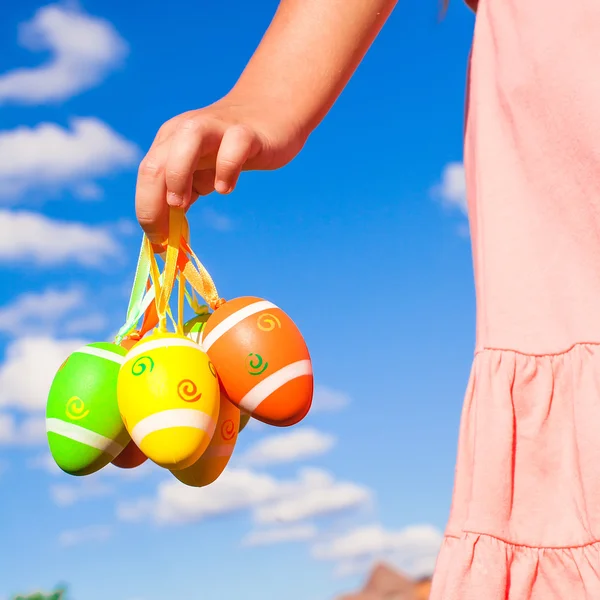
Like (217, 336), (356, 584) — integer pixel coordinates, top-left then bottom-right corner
(12, 587), (66, 600)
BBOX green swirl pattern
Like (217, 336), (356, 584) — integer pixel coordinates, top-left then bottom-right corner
(132, 355), (154, 376)
(246, 353), (269, 376)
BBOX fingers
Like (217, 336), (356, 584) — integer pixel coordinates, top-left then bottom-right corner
(136, 114), (261, 242)
(191, 169), (217, 202)
(135, 140), (171, 244)
(164, 117), (222, 208)
(214, 125), (260, 194)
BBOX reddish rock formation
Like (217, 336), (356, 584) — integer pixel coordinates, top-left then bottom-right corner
(337, 562), (431, 600)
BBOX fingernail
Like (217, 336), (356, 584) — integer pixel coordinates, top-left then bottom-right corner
(167, 192), (184, 207)
(215, 180), (231, 194)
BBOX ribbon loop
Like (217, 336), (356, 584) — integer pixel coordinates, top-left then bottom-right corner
(116, 206), (224, 343)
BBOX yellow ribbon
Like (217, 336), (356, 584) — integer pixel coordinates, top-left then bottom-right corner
(143, 206), (223, 335)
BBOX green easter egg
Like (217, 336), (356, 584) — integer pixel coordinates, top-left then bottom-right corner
(46, 342), (130, 476)
(184, 314), (210, 346)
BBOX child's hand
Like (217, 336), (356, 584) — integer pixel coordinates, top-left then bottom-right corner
(135, 0), (398, 243)
(135, 97), (305, 243)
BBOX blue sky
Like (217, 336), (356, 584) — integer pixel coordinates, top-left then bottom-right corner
(0, 2), (475, 599)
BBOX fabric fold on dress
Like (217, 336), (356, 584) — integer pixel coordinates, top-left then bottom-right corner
(431, 345), (600, 599)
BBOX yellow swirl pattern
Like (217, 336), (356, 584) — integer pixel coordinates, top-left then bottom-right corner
(65, 396), (89, 421)
(257, 313), (281, 332)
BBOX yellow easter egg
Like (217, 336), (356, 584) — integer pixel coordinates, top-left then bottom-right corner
(171, 389), (240, 487)
(117, 331), (220, 470)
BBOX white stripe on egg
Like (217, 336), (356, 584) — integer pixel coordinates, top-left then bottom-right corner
(239, 359), (313, 413)
(130, 408), (217, 446)
(201, 300), (277, 352)
(75, 346), (125, 364)
(46, 418), (125, 458)
(125, 337), (202, 363)
(204, 444), (235, 458)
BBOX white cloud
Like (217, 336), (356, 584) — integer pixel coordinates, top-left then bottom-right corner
(312, 523), (443, 580)
(241, 524), (318, 547)
(239, 428), (335, 467)
(63, 313), (108, 336)
(200, 207), (233, 232)
(0, 412), (46, 445)
(0, 336), (88, 411)
(27, 452), (62, 475)
(0, 210), (119, 267)
(51, 479), (113, 506)
(118, 467), (371, 526)
(114, 218), (138, 237)
(0, 118), (139, 200)
(312, 385), (351, 412)
(58, 525), (113, 547)
(254, 469), (371, 525)
(0, 288), (107, 337)
(331, 557), (373, 579)
(0, 288), (88, 336)
(0, 4), (127, 105)
(72, 182), (103, 201)
(0, 287), (110, 338)
(118, 468), (282, 525)
(245, 417), (267, 432)
(432, 162), (467, 214)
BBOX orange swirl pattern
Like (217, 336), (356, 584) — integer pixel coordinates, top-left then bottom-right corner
(221, 419), (235, 441)
(177, 379), (202, 402)
(208, 361), (217, 378)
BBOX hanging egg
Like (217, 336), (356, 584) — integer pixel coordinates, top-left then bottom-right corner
(171, 388), (240, 487)
(112, 440), (148, 469)
(117, 331), (220, 470)
(110, 333), (149, 470)
(120, 332), (142, 351)
(184, 313), (210, 346)
(46, 343), (130, 476)
(239, 412), (251, 433)
(201, 297), (313, 426)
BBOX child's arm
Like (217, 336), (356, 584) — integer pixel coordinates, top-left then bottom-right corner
(136, 0), (397, 243)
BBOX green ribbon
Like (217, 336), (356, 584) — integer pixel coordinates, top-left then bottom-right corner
(114, 236), (212, 345)
(114, 238), (151, 344)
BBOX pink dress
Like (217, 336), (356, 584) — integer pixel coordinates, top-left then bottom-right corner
(430, 1), (600, 598)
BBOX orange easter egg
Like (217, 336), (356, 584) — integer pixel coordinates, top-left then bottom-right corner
(171, 388), (240, 487)
(120, 333), (141, 352)
(112, 439), (148, 469)
(201, 297), (313, 426)
(239, 412), (251, 432)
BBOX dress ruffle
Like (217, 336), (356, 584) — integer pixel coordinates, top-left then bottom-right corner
(430, 345), (600, 599)
(432, 532), (600, 600)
